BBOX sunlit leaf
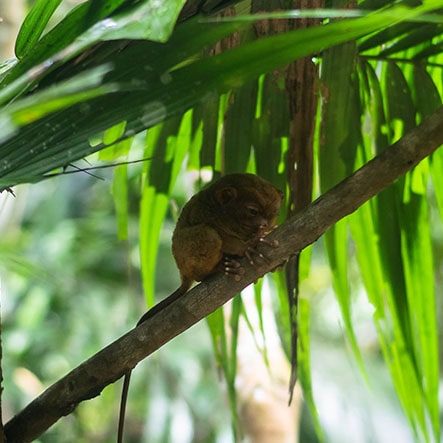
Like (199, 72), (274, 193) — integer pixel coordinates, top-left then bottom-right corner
(380, 23), (443, 57)
(0, 0), (187, 96)
(401, 169), (439, 441)
(112, 163), (129, 240)
(15, 0), (62, 59)
(319, 38), (366, 375)
(139, 187), (169, 305)
(206, 304), (241, 435)
(298, 297), (324, 441)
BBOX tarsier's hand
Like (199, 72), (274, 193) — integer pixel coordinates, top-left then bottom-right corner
(224, 232), (280, 282)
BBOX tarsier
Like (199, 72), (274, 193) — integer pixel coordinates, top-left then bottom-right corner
(118, 173), (284, 443)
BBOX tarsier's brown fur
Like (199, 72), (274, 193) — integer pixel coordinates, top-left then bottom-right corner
(118, 173), (284, 442)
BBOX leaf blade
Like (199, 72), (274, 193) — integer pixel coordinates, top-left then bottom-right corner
(15, 0), (62, 59)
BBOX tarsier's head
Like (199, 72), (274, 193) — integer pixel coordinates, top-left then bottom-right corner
(214, 173), (284, 239)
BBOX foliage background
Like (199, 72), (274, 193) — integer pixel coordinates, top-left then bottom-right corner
(0, 0), (443, 442)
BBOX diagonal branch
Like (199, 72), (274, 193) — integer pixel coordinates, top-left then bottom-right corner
(5, 106), (443, 443)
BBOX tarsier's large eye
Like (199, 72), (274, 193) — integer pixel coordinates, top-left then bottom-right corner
(246, 205), (259, 217)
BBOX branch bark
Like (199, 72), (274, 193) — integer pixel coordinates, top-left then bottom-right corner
(5, 106), (443, 442)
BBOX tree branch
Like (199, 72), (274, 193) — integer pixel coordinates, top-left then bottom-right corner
(5, 106), (443, 443)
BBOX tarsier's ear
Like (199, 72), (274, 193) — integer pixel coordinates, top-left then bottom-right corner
(215, 186), (238, 206)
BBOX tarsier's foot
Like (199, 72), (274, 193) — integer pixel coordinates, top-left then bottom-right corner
(224, 257), (245, 281)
